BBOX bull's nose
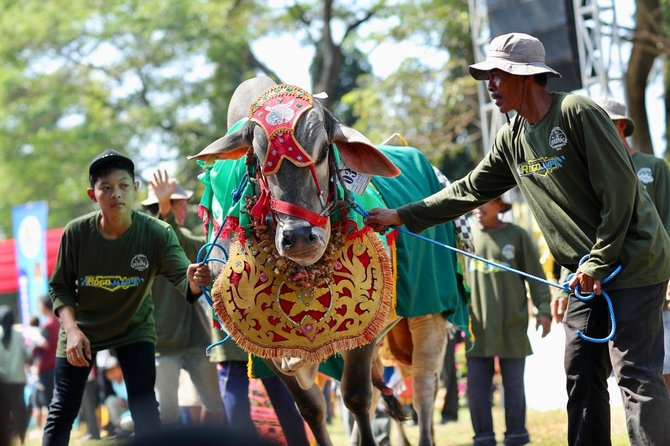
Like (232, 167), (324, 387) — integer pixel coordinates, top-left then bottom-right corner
(281, 234), (292, 250)
(280, 227), (318, 250)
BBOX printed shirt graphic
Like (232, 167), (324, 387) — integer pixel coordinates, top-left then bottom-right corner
(49, 211), (192, 357)
(517, 156), (565, 177)
(80, 275), (145, 292)
(398, 93), (670, 289)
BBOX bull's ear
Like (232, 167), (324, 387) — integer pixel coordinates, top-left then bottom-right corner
(188, 130), (250, 162)
(331, 118), (400, 178)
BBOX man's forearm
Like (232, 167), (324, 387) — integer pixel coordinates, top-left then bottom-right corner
(57, 305), (78, 331)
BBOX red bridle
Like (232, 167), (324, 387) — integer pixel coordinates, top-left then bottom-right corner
(248, 84), (333, 228)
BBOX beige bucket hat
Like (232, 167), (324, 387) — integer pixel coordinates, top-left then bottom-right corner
(469, 32), (561, 80)
(594, 97), (635, 137)
(141, 181), (193, 206)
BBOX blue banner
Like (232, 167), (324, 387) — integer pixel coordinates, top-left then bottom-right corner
(12, 201), (48, 326)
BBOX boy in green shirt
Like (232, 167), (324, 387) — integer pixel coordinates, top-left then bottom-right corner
(43, 150), (212, 446)
(466, 196), (551, 445)
(365, 33), (670, 445)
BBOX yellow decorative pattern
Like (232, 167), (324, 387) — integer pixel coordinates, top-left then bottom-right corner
(211, 228), (394, 363)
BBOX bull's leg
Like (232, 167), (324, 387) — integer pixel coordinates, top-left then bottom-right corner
(408, 314), (448, 446)
(263, 360), (332, 446)
(340, 342), (377, 446)
(393, 418), (412, 446)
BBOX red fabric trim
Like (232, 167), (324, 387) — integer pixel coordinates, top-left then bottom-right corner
(271, 198), (328, 227)
(198, 205), (211, 238)
(0, 228), (64, 294)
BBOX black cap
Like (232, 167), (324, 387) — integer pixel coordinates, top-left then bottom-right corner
(88, 149), (135, 182)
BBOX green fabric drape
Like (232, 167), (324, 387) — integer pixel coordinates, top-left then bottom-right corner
(372, 145), (469, 330)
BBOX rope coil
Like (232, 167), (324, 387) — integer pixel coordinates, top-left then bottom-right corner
(196, 172), (621, 351)
(348, 198), (621, 343)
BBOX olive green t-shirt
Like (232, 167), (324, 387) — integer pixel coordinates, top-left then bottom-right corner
(466, 223), (551, 358)
(153, 212), (210, 354)
(631, 151), (670, 234)
(50, 210), (193, 357)
(399, 93), (670, 289)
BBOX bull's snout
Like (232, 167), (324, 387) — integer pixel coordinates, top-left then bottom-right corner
(281, 226), (319, 250)
(275, 220), (330, 266)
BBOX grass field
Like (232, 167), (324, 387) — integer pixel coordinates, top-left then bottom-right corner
(18, 402), (629, 446)
(324, 403), (629, 446)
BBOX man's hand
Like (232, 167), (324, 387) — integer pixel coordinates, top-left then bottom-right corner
(188, 263), (212, 294)
(58, 305), (92, 367)
(536, 315), (551, 337)
(364, 208), (402, 234)
(568, 271), (601, 296)
(550, 296), (568, 323)
(65, 326), (92, 367)
(149, 169), (176, 217)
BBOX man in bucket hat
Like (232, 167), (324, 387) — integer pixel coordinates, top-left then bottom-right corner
(365, 32), (670, 445)
(594, 96), (670, 395)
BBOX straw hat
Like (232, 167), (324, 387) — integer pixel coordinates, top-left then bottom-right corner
(141, 181), (193, 206)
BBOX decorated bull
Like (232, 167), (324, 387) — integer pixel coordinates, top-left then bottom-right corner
(190, 76), (468, 446)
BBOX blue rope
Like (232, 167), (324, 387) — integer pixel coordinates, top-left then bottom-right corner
(348, 198), (621, 343)
(564, 257), (621, 343)
(231, 173), (249, 204)
(196, 173), (250, 354)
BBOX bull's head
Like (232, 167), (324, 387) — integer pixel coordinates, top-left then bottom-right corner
(190, 77), (399, 266)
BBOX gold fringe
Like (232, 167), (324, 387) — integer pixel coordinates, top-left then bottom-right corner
(212, 228), (395, 364)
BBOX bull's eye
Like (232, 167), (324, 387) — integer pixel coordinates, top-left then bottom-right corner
(315, 144), (329, 164)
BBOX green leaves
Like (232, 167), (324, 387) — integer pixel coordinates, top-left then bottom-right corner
(0, 0), (479, 237)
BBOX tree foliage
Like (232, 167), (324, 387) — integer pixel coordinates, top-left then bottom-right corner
(626, 0), (662, 155)
(1, 0), (479, 237)
(0, 0), (266, 236)
(343, 0), (479, 180)
(8, 0), (664, 238)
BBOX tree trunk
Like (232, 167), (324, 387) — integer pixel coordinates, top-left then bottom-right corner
(313, 0), (340, 109)
(625, 0), (660, 154)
